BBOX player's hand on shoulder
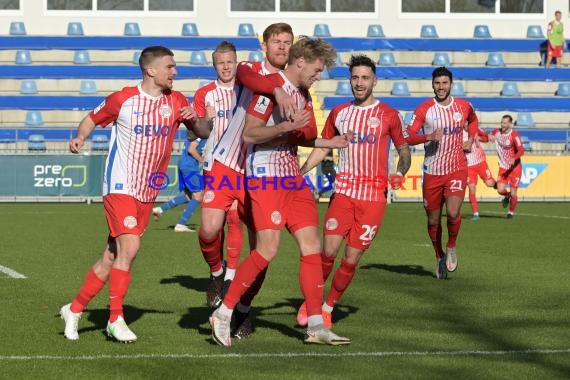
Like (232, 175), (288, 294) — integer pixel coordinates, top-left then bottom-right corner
(180, 105), (198, 122)
(69, 137), (84, 153)
(274, 87), (297, 120)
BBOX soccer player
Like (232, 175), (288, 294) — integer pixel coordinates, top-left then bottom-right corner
(197, 23), (296, 334)
(546, 10), (566, 68)
(60, 46), (202, 342)
(209, 37), (351, 347)
(489, 114), (524, 218)
(191, 41), (245, 307)
(465, 128), (496, 220)
(406, 67), (477, 280)
(152, 131), (206, 231)
(296, 54), (411, 329)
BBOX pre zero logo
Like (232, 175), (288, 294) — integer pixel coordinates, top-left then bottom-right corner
(33, 165), (87, 188)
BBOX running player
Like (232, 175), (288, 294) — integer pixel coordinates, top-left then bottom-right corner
(296, 54), (411, 328)
(209, 37), (352, 347)
(60, 46), (201, 341)
(489, 114), (524, 218)
(406, 67), (477, 280)
(465, 128), (496, 220)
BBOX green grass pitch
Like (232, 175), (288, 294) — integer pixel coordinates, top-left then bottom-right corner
(0, 202), (569, 379)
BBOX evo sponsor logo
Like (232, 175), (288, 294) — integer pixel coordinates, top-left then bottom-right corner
(33, 165), (87, 188)
(519, 163), (547, 188)
(133, 124), (171, 137)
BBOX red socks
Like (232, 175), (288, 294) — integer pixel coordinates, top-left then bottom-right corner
(70, 268), (106, 313)
(239, 267), (267, 307)
(427, 223), (445, 259)
(321, 253), (336, 281)
(225, 209), (244, 270)
(509, 195), (518, 213)
(469, 193), (478, 214)
(446, 215), (462, 249)
(109, 268), (131, 323)
(199, 229), (223, 273)
(300, 253), (324, 318)
(326, 258), (357, 307)
(223, 250), (269, 310)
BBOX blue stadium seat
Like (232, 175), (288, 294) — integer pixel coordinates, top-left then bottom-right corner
(515, 112), (535, 127)
(451, 82), (465, 97)
(28, 134), (46, 152)
(190, 51), (208, 65)
(391, 82), (410, 96)
(248, 51), (264, 62)
(124, 22), (141, 36)
(238, 23), (255, 37)
(132, 51), (141, 65)
(378, 52), (396, 66)
(432, 52), (451, 66)
(367, 24), (385, 38)
(320, 67), (330, 80)
(335, 53), (344, 67)
(73, 50), (91, 64)
(15, 50), (32, 64)
(10, 21), (26, 35)
(80, 80), (97, 94)
(521, 136), (532, 151)
(314, 24), (331, 38)
(335, 81), (352, 96)
(486, 52), (505, 67)
(92, 134), (109, 151)
(20, 79), (38, 95)
(403, 112), (414, 125)
(527, 25), (545, 39)
(181, 23), (199, 36)
(500, 82), (520, 97)
(25, 111), (44, 126)
(67, 22), (84, 36)
(473, 25), (491, 38)
(555, 83), (570, 96)
(420, 25), (438, 38)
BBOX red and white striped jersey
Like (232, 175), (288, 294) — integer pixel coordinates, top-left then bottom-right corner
(407, 97), (478, 175)
(246, 71), (317, 177)
(193, 80), (237, 172)
(211, 61), (269, 174)
(322, 100), (407, 202)
(90, 85), (189, 202)
(464, 131), (487, 167)
(490, 128), (524, 169)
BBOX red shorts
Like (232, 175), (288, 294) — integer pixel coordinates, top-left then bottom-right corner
(497, 165), (522, 188)
(103, 194), (153, 237)
(246, 176), (318, 233)
(201, 162), (246, 213)
(547, 44), (563, 58)
(467, 161), (494, 186)
(422, 170), (468, 211)
(324, 193), (386, 251)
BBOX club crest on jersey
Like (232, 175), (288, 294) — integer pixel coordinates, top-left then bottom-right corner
(123, 216), (138, 229)
(93, 100), (106, 114)
(160, 104), (172, 118)
(453, 112), (462, 122)
(368, 117), (380, 128)
(254, 96), (270, 114)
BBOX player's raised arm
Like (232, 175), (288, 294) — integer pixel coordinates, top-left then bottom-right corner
(237, 61), (296, 118)
(243, 108), (311, 145)
(406, 111), (442, 145)
(69, 115), (97, 153)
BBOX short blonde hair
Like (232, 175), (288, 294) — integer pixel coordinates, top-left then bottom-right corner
(288, 36), (337, 70)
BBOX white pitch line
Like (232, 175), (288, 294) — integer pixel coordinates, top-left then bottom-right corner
(484, 211), (570, 220)
(1, 348), (569, 361)
(0, 265), (26, 279)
